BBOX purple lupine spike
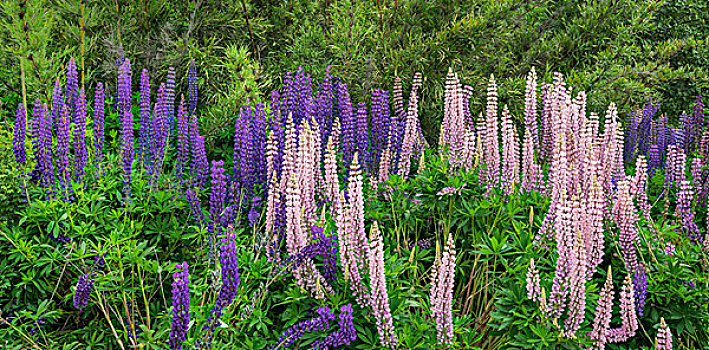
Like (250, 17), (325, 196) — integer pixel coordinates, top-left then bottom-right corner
(169, 262), (190, 350)
(66, 57), (79, 121)
(295, 67), (313, 124)
(201, 230), (241, 346)
(139, 69), (151, 164)
(319, 67), (335, 141)
(638, 99), (658, 156)
(13, 103), (27, 169)
(73, 272), (94, 310)
(56, 103), (72, 199)
(73, 87), (88, 183)
(371, 89), (390, 170)
(117, 59), (132, 118)
(273, 306), (336, 349)
(282, 71), (296, 120)
(188, 59), (198, 115)
(152, 83), (169, 179)
(166, 66), (176, 140)
(254, 103), (268, 186)
(356, 102), (370, 173)
(51, 78), (63, 130)
(209, 160), (227, 232)
(190, 114), (208, 189)
(624, 112), (637, 165)
(234, 103), (255, 194)
(676, 180), (701, 242)
(176, 95), (190, 180)
(32, 101), (56, 193)
(633, 265), (648, 316)
(93, 83), (105, 164)
(185, 188), (205, 226)
(121, 109), (134, 203)
(647, 143), (661, 177)
(311, 304), (357, 350)
(338, 81), (356, 168)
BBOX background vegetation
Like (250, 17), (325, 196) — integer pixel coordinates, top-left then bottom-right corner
(2, 0), (708, 150)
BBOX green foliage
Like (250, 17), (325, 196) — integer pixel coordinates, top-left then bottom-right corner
(1, 0), (707, 150)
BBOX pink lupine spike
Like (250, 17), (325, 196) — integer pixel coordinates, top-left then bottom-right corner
(655, 317), (673, 350)
(462, 126), (477, 170)
(526, 258), (541, 302)
(589, 266), (614, 350)
(324, 136), (339, 207)
(338, 154), (371, 307)
(524, 67), (539, 151)
(440, 69), (466, 169)
(583, 172), (606, 278)
(377, 144), (392, 187)
(430, 234), (456, 345)
(368, 222), (398, 348)
(607, 274), (638, 343)
(632, 155), (651, 222)
(563, 230), (587, 336)
(612, 180), (641, 277)
(484, 74), (500, 192)
(398, 89), (421, 179)
(296, 119), (317, 224)
(416, 152), (426, 175)
(521, 127), (542, 193)
(501, 105), (520, 195)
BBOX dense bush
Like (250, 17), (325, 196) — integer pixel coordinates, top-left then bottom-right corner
(1, 0), (708, 148)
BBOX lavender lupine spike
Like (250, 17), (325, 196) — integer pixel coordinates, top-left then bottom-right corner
(73, 87), (88, 183)
(66, 57), (79, 120)
(368, 222), (398, 348)
(188, 59), (198, 115)
(73, 273), (94, 310)
(93, 83), (105, 164)
(655, 317), (673, 350)
(169, 262), (190, 350)
(430, 234), (456, 345)
(139, 69), (151, 164)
